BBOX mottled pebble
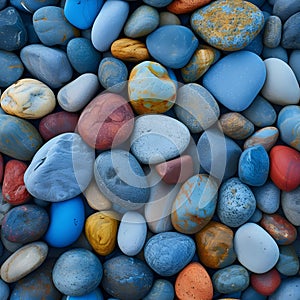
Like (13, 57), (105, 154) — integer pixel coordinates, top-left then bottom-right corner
(263, 15), (282, 48)
(281, 187), (300, 226)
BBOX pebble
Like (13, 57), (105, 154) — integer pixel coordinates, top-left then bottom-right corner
(289, 50), (300, 83)
(159, 11), (180, 26)
(242, 286), (267, 300)
(1, 78), (56, 119)
(202, 51), (266, 111)
(190, 0), (264, 51)
(66, 288), (103, 300)
(263, 15), (282, 48)
(268, 277), (300, 300)
(272, 0), (300, 22)
(10, 0), (59, 13)
(167, 0), (211, 14)
(276, 244), (300, 276)
(144, 231), (195, 276)
(143, 279), (174, 300)
(281, 187), (300, 226)
(101, 255), (153, 300)
(234, 222), (280, 274)
(0, 279), (10, 300)
(143, 0), (172, 8)
(281, 12), (300, 49)
(52, 248), (103, 297)
(262, 45), (289, 62)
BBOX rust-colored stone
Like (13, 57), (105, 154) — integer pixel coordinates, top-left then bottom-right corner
(167, 0), (212, 14)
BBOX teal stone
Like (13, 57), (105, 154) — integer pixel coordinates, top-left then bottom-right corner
(262, 45), (288, 62)
(0, 114), (43, 160)
(276, 245), (300, 276)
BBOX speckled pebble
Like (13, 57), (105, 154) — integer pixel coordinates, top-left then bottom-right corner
(263, 15), (282, 48)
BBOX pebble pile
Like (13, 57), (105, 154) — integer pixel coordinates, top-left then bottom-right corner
(0, 0), (299, 299)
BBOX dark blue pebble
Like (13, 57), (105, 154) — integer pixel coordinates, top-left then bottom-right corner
(0, 279), (10, 300)
(249, 208), (263, 222)
(262, 45), (289, 62)
(244, 32), (264, 55)
(273, 0), (300, 22)
(19, 11), (40, 44)
(143, 279), (174, 300)
(281, 12), (300, 49)
(247, 0), (265, 7)
(0, 0), (7, 10)
(9, 0), (59, 13)
(241, 286), (267, 300)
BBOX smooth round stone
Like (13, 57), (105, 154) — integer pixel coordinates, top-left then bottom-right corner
(190, 0), (264, 51)
(91, 0), (129, 52)
(128, 61), (176, 114)
(197, 127), (242, 180)
(262, 45), (288, 62)
(0, 50), (23, 88)
(289, 50), (300, 83)
(98, 57), (128, 93)
(195, 221), (236, 269)
(52, 248), (103, 297)
(167, 0), (211, 14)
(0, 242), (48, 283)
(281, 12), (300, 49)
(244, 126), (279, 151)
(117, 211), (147, 256)
(234, 222), (280, 274)
(252, 181), (280, 214)
(9, 0), (59, 13)
(44, 196), (85, 247)
(0, 7), (27, 51)
(144, 231), (195, 276)
(202, 51), (266, 111)
(269, 277), (300, 300)
(171, 174), (218, 234)
(249, 208), (263, 223)
(66, 288), (103, 300)
(212, 265), (249, 294)
(175, 262), (213, 300)
(276, 245), (300, 276)
(33, 6), (80, 46)
(277, 105), (300, 151)
(85, 211), (118, 256)
(38, 111), (79, 141)
(273, 0), (300, 22)
(0, 279), (9, 300)
(0, 114), (43, 161)
(242, 95), (277, 127)
(238, 145), (270, 186)
(1, 204), (49, 244)
(219, 112), (254, 140)
(1, 78), (56, 119)
(130, 114), (190, 164)
(24, 133), (94, 202)
(261, 58), (300, 105)
(174, 83), (220, 133)
(57, 73), (100, 112)
(124, 5), (159, 38)
(67, 38), (102, 74)
(281, 187), (300, 225)
(251, 268), (281, 296)
(94, 150), (150, 210)
(64, 0), (103, 30)
(20, 44), (73, 89)
(217, 177), (256, 227)
(146, 25), (199, 68)
(159, 12), (181, 26)
(242, 286), (267, 300)
(263, 15), (282, 48)
(78, 93), (134, 150)
(143, 279), (174, 300)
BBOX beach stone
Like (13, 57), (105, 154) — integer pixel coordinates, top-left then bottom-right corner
(171, 174), (218, 234)
(269, 277), (300, 300)
(143, 0), (172, 7)
(159, 11), (180, 26)
(146, 25), (199, 68)
(0, 153), (3, 183)
(128, 61), (176, 114)
(281, 187), (300, 225)
(33, 6), (80, 46)
(0, 242), (48, 283)
(91, 0), (129, 52)
(57, 73), (100, 112)
(174, 83), (219, 133)
(64, 0), (103, 30)
(242, 95), (277, 127)
(242, 286), (267, 300)
(78, 93), (134, 150)
(238, 145), (270, 186)
(244, 30), (264, 55)
(273, 0), (300, 22)
(66, 288), (103, 300)
(262, 45), (288, 62)
(234, 222), (280, 274)
(52, 248), (103, 296)
(289, 50), (300, 83)
(20, 44), (73, 89)
(190, 0), (264, 51)
(67, 38), (102, 74)
(0, 6), (27, 51)
(0, 114), (43, 160)
(102, 255), (153, 300)
(217, 177), (256, 227)
(261, 58), (300, 105)
(281, 12), (300, 49)
(0, 0), (6, 10)
(24, 133), (94, 202)
(276, 244), (300, 276)
(144, 231), (195, 276)
(249, 208), (263, 223)
(263, 15), (282, 48)
(1, 78), (56, 119)
(195, 221), (236, 269)
(0, 279), (9, 300)
(175, 262), (213, 300)
(212, 265), (249, 294)
(9, 0), (59, 13)
(143, 279), (174, 300)
(130, 114), (190, 164)
(0, 50), (23, 88)
(94, 150), (150, 210)
(167, 0), (211, 14)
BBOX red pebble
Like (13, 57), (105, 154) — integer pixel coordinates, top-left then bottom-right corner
(155, 155), (194, 184)
(0, 153), (3, 183)
(2, 160), (31, 205)
(251, 268), (281, 296)
(38, 111), (79, 141)
(269, 145), (300, 192)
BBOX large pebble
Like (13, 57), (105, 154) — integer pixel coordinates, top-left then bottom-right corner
(281, 12), (300, 49)
(276, 245), (300, 276)
(9, 0), (59, 13)
(143, 279), (174, 300)
(234, 222), (280, 274)
(24, 133), (94, 202)
(269, 277), (300, 300)
(281, 187), (300, 226)
(144, 231), (195, 276)
(272, 0), (300, 22)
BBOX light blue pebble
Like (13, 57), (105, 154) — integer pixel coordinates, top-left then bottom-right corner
(276, 245), (300, 276)
(263, 15), (282, 48)
(9, 0), (59, 13)
(262, 45), (288, 62)
(0, 279), (9, 300)
(143, 279), (174, 300)
(66, 288), (104, 300)
(241, 286), (267, 300)
(249, 208), (263, 222)
(143, 0), (173, 8)
(124, 5), (159, 38)
(289, 50), (300, 84)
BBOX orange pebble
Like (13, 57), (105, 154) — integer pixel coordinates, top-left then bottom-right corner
(167, 0), (212, 14)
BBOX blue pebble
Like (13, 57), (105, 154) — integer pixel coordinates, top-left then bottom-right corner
(242, 286), (267, 300)
(247, 0), (265, 7)
(281, 12), (300, 49)
(66, 288), (104, 300)
(238, 145), (270, 186)
(0, 279), (9, 300)
(67, 37), (101, 74)
(0, 50), (24, 87)
(262, 45), (288, 62)
(9, 0), (59, 13)
(142, 0), (172, 7)
(263, 15), (282, 48)
(289, 50), (300, 84)
(244, 32), (264, 55)
(19, 11), (40, 44)
(273, 0), (300, 22)
(249, 208), (263, 222)
(146, 25), (199, 69)
(143, 279), (174, 300)
(269, 277), (300, 300)
(276, 245), (300, 276)
(0, 0), (7, 10)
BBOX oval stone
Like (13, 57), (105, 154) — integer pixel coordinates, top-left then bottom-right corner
(159, 11), (180, 26)
(143, 279), (174, 300)
(272, 0), (300, 22)
(269, 277), (300, 300)
(167, 0), (211, 14)
(263, 15), (282, 48)
(281, 187), (300, 226)
(276, 245), (300, 276)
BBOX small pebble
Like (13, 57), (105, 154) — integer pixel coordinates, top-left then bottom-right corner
(143, 0), (172, 8)
(281, 187), (300, 226)
(167, 0), (211, 14)
(276, 245), (300, 276)
(262, 45), (288, 62)
(159, 11), (180, 26)
(263, 15), (282, 48)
